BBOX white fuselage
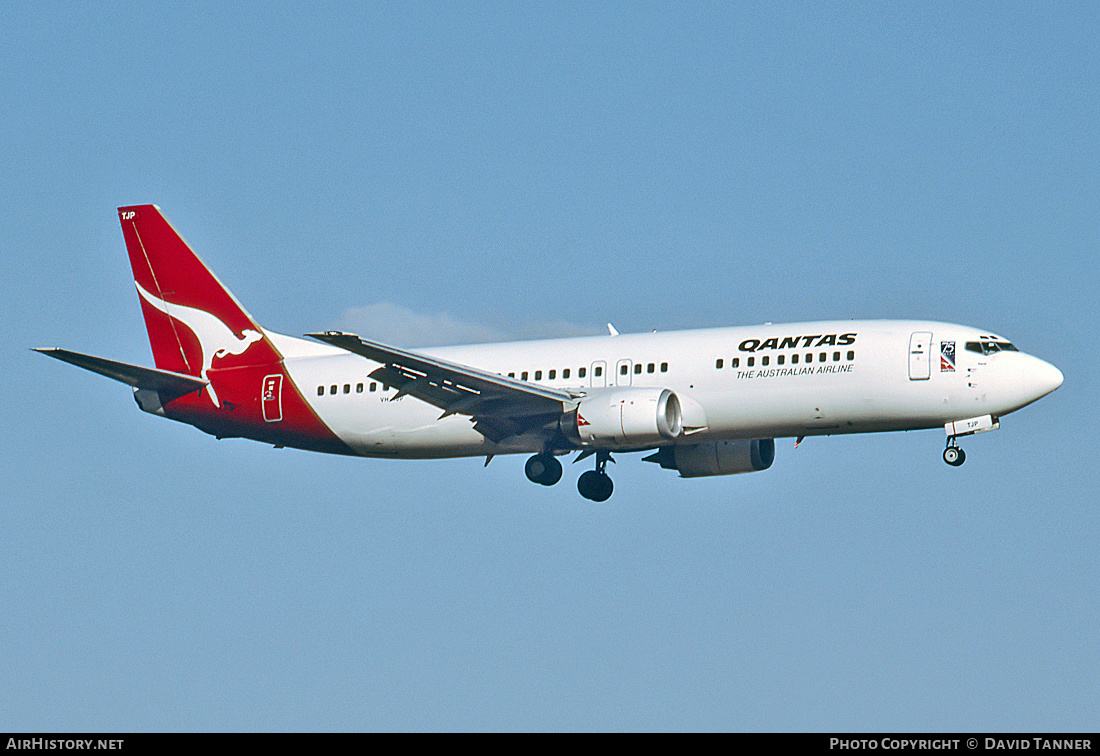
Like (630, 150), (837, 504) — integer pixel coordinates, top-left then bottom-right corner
(268, 320), (1062, 459)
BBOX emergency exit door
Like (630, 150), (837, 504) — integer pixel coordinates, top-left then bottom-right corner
(615, 359), (633, 386)
(909, 332), (932, 380)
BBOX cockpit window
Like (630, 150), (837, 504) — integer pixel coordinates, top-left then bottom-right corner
(965, 340), (1019, 355)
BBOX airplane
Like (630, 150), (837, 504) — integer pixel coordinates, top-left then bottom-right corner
(36, 205), (1063, 501)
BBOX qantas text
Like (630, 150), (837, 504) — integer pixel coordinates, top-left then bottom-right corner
(739, 333), (857, 352)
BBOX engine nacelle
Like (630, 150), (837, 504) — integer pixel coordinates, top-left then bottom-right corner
(561, 388), (682, 448)
(644, 439), (775, 477)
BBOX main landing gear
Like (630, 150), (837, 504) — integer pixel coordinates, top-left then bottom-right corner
(524, 450), (615, 501)
(943, 438), (966, 467)
(576, 450), (614, 502)
(524, 453), (563, 486)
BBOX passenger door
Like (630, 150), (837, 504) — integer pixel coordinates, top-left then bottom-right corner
(908, 332), (932, 380)
(262, 373), (283, 422)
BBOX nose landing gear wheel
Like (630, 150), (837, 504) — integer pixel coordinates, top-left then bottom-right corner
(525, 454), (563, 486)
(943, 446), (966, 466)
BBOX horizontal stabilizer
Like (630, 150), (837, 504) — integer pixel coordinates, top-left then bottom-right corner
(33, 348), (208, 400)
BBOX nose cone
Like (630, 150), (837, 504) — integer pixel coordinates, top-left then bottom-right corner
(1028, 357), (1064, 400)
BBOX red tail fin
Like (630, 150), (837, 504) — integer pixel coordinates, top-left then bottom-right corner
(119, 205), (281, 382)
(116, 205), (349, 453)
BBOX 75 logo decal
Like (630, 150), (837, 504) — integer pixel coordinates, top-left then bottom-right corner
(940, 341), (956, 372)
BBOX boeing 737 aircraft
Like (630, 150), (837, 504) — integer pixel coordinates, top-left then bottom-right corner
(36, 206), (1063, 500)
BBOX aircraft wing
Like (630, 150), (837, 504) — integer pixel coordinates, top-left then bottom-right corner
(33, 348), (208, 400)
(307, 331), (579, 442)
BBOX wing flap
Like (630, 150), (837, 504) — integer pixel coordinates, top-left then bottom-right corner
(309, 331), (575, 438)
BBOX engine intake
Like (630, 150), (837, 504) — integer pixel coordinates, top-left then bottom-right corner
(561, 388), (682, 448)
(644, 439), (775, 477)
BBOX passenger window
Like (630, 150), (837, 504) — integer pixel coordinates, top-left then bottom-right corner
(732, 358), (739, 368)
(549, 369), (556, 380)
(634, 363), (642, 374)
(563, 368), (570, 379)
(521, 371), (528, 381)
(370, 382), (377, 392)
(356, 383), (363, 393)
(847, 351), (854, 360)
(534, 370), (542, 380)
(806, 353), (812, 363)
(344, 384), (350, 394)
(792, 354), (798, 364)
(833, 352), (840, 361)
(620, 364), (628, 375)
(762, 356), (769, 366)
(716, 358), (724, 369)
(579, 367), (587, 378)
(317, 386), (324, 396)
(747, 357), (755, 367)
(647, 363), (654, 373)
(508, 372), (515, 378)
(595, 366), (603, 377)
(819, 352), (827, 362)
(660, 363), (668, 372)
(777, 355), (785, 365)
(330, 385), (337, 395)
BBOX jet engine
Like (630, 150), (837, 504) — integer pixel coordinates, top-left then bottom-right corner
(644, 439), (775, 477)
(561, 388), (682, 448)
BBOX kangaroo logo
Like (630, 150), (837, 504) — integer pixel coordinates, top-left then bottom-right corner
(135, 281), (264, 407)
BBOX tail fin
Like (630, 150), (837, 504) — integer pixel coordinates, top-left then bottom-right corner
(118, 205), (281, 406)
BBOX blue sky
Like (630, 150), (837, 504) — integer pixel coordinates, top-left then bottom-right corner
(3, 1), (1097, 731)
